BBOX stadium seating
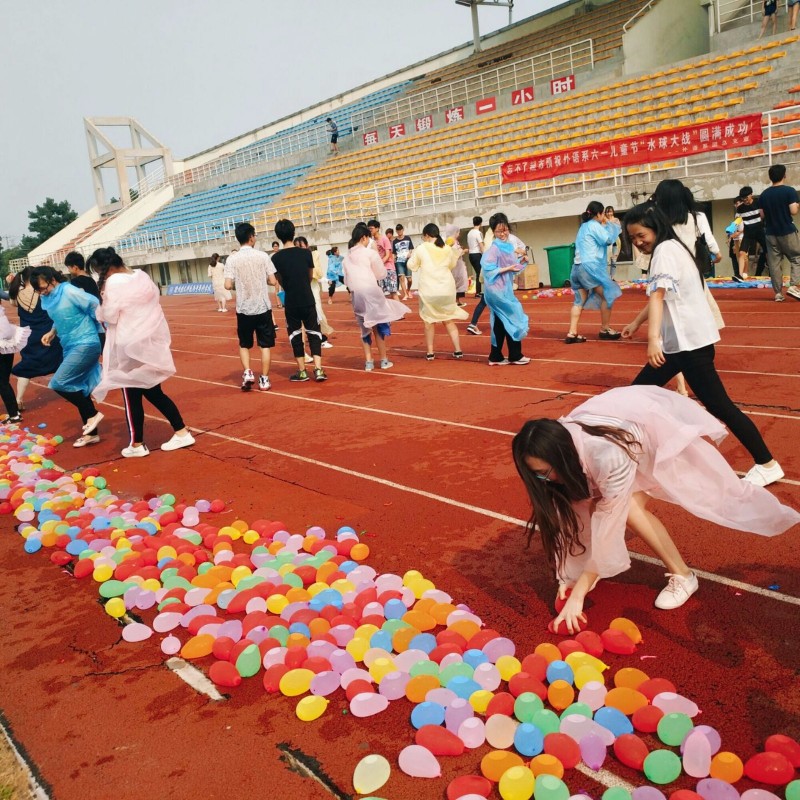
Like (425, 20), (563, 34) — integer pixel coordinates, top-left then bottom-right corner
(266, 38), (797, 229)
(119, 163), (315, 249)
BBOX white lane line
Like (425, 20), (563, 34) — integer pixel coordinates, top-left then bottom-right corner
(170, 347), (588, 397)
(0, 717), (52, 799)
(171, 346), (800, 422)
(175, 374), (517, 436)
(93, 401), (799, 607)
(576, 764), (635, 791)
(166, 657), (225, 700)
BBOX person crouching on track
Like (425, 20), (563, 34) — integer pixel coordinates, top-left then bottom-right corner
(513, 386), (799, 632)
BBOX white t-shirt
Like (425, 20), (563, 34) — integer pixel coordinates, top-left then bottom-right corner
(467, 228), (483, 254)
(647, 239), (720, 354)
(223, 245), (276, 316)
(672, 211), (720, 256)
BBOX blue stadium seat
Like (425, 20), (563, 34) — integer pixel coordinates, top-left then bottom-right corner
(118, 163), (315, 250)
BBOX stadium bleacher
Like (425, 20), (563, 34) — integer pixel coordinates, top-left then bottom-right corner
(119, 163), (315, 249)
(266, 38), (797, 229)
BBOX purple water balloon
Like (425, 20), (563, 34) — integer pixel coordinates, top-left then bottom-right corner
(445, 698), (474, 733)
(683, 729), (712, 778)
(378, 671), (410, 700)
(579, 733), (607, 771)
(310, 671), (340, 697)
(697, 778), (741, 800)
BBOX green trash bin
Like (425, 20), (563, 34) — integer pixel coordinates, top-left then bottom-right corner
(544, 244), (575, 288)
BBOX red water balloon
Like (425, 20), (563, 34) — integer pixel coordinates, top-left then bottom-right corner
(601, 628), (637, 655)
(613, 733), (649, 770)
(416, 725), (465, 756)
(743, 751), (794, 785)
(447, 775), (492, 799)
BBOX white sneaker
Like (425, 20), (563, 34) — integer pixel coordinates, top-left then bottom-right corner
(510, 356), (531, 365)
(488, 359), (510, 366)
(787, 286), (800, 301)
(466, 324), (481, 335)
(742, 461), (784, 487)
(775, 293), (785, 302)
(241, 369), (255, 391)
(321, 341), (333, 349)
(304, 354), (314, 364)
(364, 360), (375, 371)
(258, 375), (271, 392)
(73, 434), (100, 448)
(380, 359), (393, 369)
(221, 308), (229, 313)
(654, 572), (699, 610)
(121, 444), (149, 458)
(161, 432), (196, 452)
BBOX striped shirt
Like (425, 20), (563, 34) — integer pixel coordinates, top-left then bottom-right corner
(737, 198), (764, 236)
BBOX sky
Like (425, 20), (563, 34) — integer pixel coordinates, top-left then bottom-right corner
(0, 0), (565, 244)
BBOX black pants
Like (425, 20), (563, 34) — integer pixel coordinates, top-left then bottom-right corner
(490, 314), (522, 363)
(469, 253), (483, 295)
(122, 385), (184, 445)
(286, 304), (322, 358)
(632, 344), (772, 463)
(56, 389), (99, 432)
(0, 353), (19, 417)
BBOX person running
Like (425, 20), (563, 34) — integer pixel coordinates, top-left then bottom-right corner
(7, 268), (63, 412)
(208, 253), (230, 312)
(480, 212), (530, 365)
(368, 220), (399, 300)
(512, 385), (799, 632)
(393, 224), (414, 301)
(30, 267), (104, 447)
(271, 219), (327, 383)
(326, 246), (345, 303)
(467, 216), (485, 300)
(64, 251), (101, 300)
(623, 203), (784, 487)
(566, 202), (622, 344)
(407, 223), (468, 361)
(90, 247), (194, 457)
(0, 298), (30, 423)
(294, 236), (334, 349)
(224, 222), (278, 392)
(343, 222), (410, 371)
(444, 224), (469, 306)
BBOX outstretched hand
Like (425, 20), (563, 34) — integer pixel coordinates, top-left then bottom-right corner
(552, 592), (587, 635)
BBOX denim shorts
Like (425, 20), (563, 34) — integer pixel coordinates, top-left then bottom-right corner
(396, 261), (411, 278)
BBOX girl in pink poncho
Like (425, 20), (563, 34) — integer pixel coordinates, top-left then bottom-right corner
(90, 248), (194, 457)
(343, 223), (410, 371)
(513, 385), (799, 632)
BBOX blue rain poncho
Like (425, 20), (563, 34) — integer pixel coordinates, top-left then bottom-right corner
(481, 238), (529, 343)
(571, 219), (622, 309)
(40, 281), (102, 395)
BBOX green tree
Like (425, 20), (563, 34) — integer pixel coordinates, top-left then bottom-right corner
(21, 198), (78, 252)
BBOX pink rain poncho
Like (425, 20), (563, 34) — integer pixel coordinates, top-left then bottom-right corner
(94, 270), (176, 402)
(343, 244), (410, 337)
(555, 385), (799, 585)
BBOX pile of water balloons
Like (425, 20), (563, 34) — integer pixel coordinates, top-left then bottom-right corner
(2, 421), (799, 800)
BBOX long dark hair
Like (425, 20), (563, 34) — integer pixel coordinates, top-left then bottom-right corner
(580, 201), (605, 224)
(349, 223), (371, 249)
(8, 267), (32, 302)
(624, 203), (706, 283)
(512, 418), (641, 572)
(422, 223), (445, 248)
(29, 266), (67, 292)
(651, 179), (696, 226)
(87, 247), (124, 292)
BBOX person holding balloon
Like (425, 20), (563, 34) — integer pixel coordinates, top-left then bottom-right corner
(512, 385), (799, 632)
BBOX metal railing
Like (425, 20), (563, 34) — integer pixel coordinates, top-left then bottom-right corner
(623, 0), (658, 32)
(12, 105), (800, 270)
(350, 39), (594, 132)
(129, 123), (333, 201)
(715, 0), (790, 32)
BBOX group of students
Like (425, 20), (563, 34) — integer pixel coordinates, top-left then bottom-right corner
(0, 251), (194, 456)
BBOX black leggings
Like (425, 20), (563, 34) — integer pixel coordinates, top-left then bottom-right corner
(0, 354), (19, 417)
(56, 389), (100, 432)
(122, 385), (185, 445)
(490, 314), (523, 363)
(469, 253), (483, 294)
(632, 344), (772, 464)
(328, 279), (347, 298)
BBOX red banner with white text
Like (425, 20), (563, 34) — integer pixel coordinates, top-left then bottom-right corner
(501, 114), (763, 183)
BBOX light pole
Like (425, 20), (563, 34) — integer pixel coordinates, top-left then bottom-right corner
(455, 0), (515, 54)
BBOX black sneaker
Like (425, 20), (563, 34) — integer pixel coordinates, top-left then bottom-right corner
(290, 370), (310, 382)
(732, 275), (744, 283)
(314, 367), (328, 382)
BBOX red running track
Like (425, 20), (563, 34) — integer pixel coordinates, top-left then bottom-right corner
(0, 287), (798, 800)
